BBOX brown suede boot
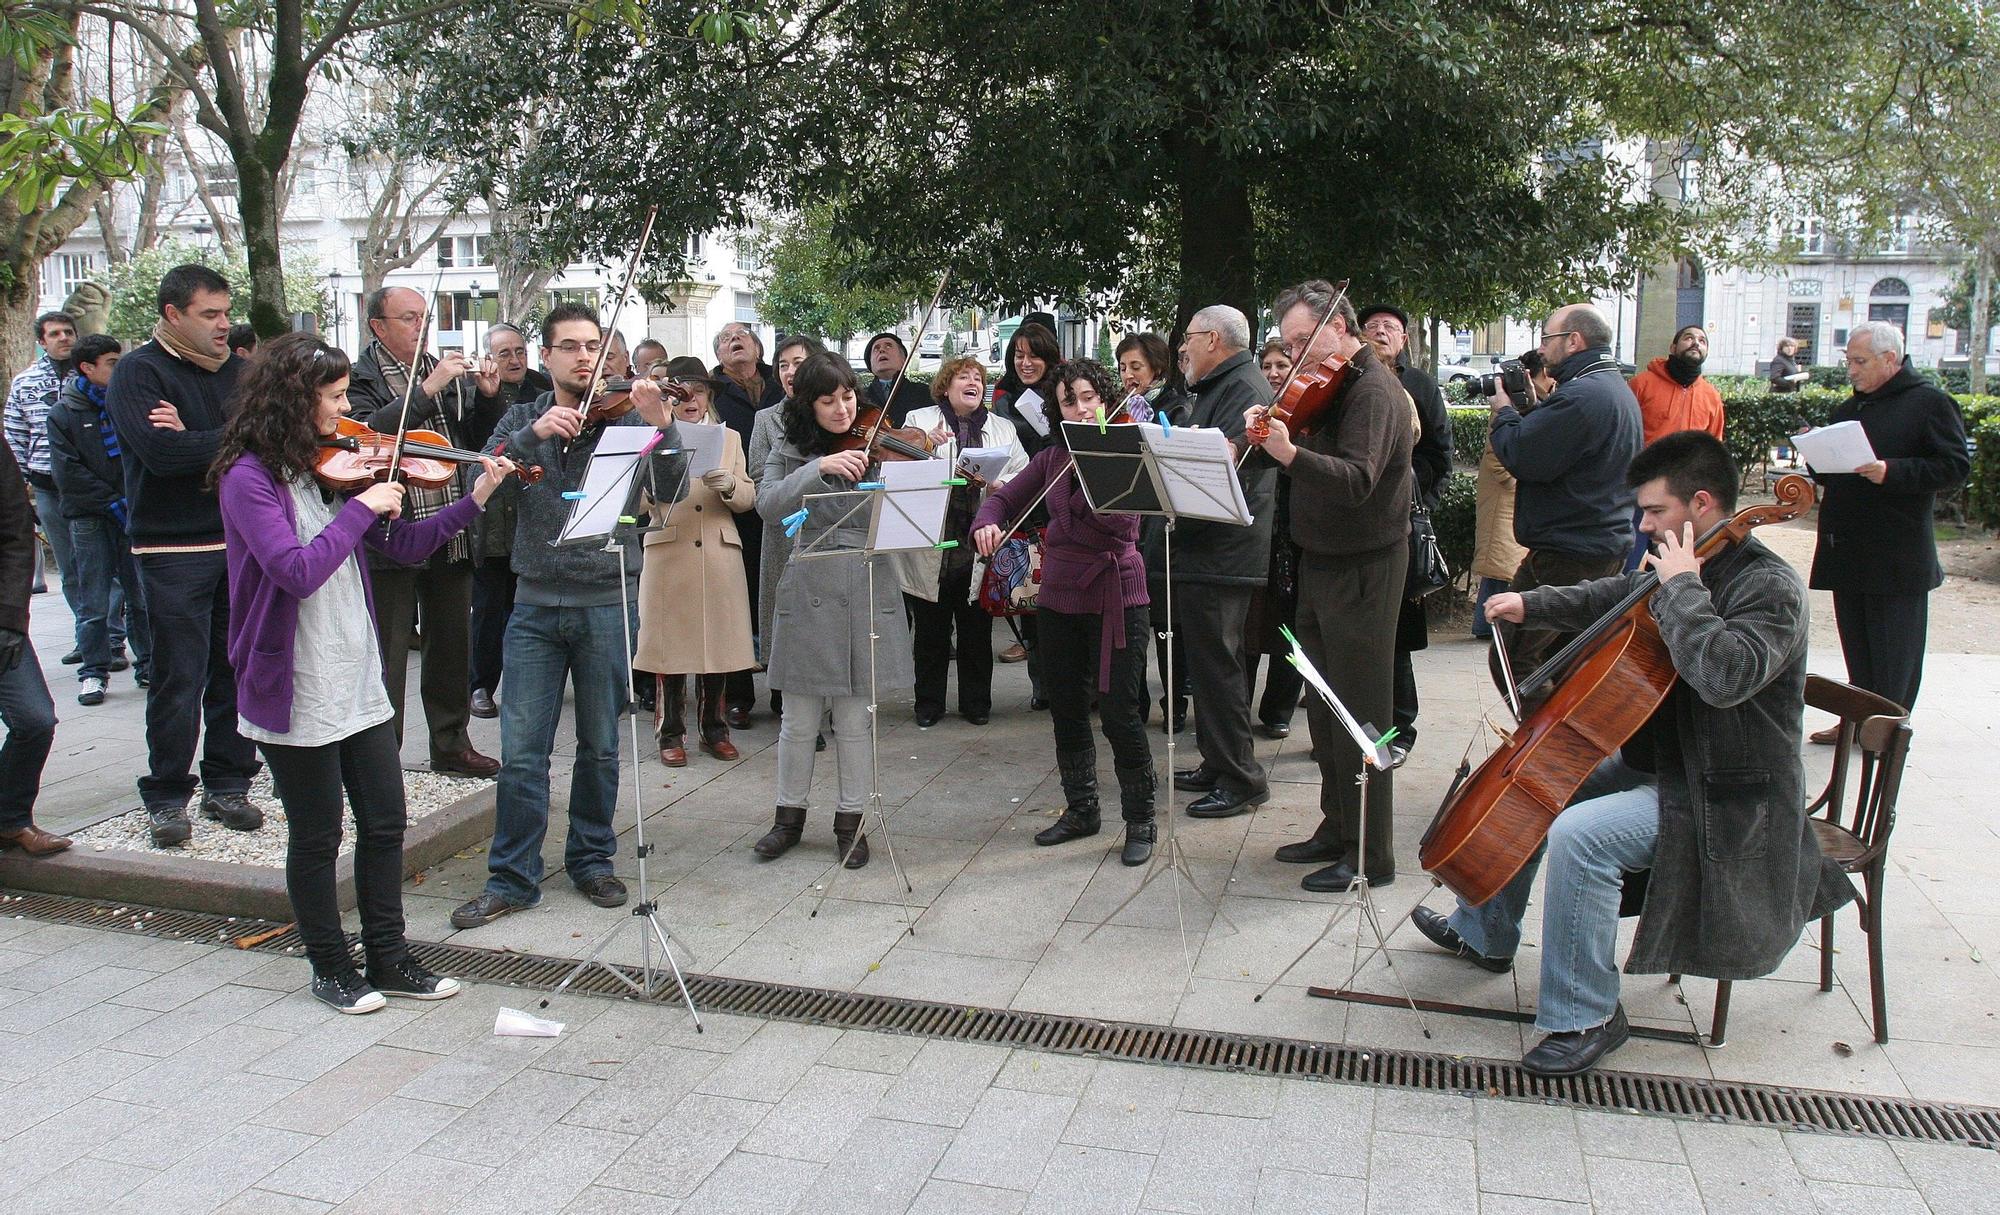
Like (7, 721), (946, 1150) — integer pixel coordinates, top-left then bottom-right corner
(832, 811), (870, 869)
(754, 805), (807, 858)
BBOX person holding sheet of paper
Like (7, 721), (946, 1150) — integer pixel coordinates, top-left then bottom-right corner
(754, 353), (916, 868)
(1802, 321), (1969, 736)
(972, 360), (1158, 868)
(635, 357), (756, 767)
(892, 355), (1028, 727)
(990, 320), (1063, 691)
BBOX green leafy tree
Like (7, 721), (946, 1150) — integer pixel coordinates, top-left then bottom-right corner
(103, 237), (324, 344)
(749, 205), (914, 344)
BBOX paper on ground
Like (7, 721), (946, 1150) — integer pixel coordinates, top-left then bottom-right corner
(557, 425), (661, 543)
(867, 458), (952, 552)
(956, 445), (1012, 487)
(495, 1007), (565, 1037)
(1013, 388), (1050, 436)
(1794, 420), (1877, 475)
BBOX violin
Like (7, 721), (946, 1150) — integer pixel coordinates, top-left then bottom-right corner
(314, 417), (542, 493)
(836, 405), (939, 463)
(580, 376), (693, 426)
(1245, 278), (1353, 447)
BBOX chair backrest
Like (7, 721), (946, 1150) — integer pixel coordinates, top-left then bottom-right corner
(1804, 674), (1912, 868)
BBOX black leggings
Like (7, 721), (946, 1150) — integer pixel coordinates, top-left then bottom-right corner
(1038, 606), (1151, 768)
(261, 720), (410, 976)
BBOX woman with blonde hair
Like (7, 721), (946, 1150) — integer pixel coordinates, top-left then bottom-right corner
(635, 356), (757, 765)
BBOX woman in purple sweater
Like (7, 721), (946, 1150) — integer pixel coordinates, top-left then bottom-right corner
(973, 360), (1156, 866)
(213, 333), (515, 1014)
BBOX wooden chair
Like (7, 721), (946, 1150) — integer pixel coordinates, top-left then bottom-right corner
(1687, 675), (1911, 1047)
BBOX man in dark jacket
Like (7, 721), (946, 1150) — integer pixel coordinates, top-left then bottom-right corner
(1806, 321), (1969, 729)
(0, 434), (65, 855)
(1170, 305), (1277, 818)
(348, 285), (500, 778)
(1357, 304), (1451, 766)
(464, 322), (548, 718)
(1416, 432), (1852, 1075)
(47, 334), (150, 703)
(1487, 304), (1642, 693)
(862, 332), (932, 426)
(711, 321), (783, 726)
(105, 263), (261, 846)
(1248, 282), (1412, 891)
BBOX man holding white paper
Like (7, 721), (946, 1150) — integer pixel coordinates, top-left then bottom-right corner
(1803, 321), (1969, 733)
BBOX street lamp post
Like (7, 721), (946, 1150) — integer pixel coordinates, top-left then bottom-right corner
(469, 279), (483, 355)
(328, 269), (344, 350)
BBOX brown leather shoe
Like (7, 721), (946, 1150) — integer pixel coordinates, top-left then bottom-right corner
(1809, 725), (1841, 745)
(659, 743), (688, 767)
(998, 642), (1028, 663)
(0, 825), (72, 856)
(726, 706), (752, 730)
(701, 736), (741, 761)
(432, 748), (500, 778)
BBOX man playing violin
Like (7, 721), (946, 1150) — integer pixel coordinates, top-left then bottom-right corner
(1244, 281), (1412, 893)
(1415, 431), (1852, 1076)
(349, 285), (502, 779)
(451, 304), (686, 929)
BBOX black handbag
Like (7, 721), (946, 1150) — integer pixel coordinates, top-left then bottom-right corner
(1406, 503), (1450, 600)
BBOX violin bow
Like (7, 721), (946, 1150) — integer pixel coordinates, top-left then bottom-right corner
(568, 204), (662, 453)
(1238, 279), (1349, 469)
(860, 268), (951, 452)
(381, 262), (452, 532)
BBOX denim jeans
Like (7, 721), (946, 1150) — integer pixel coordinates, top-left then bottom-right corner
(1447, 757), (1659, 1033)
(0, 637), (57, 833)
(134, 549), (258, 808)
(485, 601), (632, 903)
(32, 485), (83, 650)
(69, 513), (149, 681)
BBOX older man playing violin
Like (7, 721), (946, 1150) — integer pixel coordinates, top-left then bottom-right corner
(1243, 279), (1412, 894)
(451, 304), (686, 930)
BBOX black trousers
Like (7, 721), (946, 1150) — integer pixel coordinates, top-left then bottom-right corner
(1039, 605), (1151, 771)
(369, 560), (474, 762)
(1491, 548), (1628, 699)
(1178, 583), (1265, 795)
(1295, 545), (1405, 876)
(1151, 595), (1189, 712)
(468, 560), (515, 696)
(1247, 651), (1302, 727)
(261, 720), (409, 976)
(1392, 649), (1418, 746)
(134, 550), (258, 809)
(733, 517), (761, 713)
(1832, 590), (1929, 713)
(908, 564), (993, 717)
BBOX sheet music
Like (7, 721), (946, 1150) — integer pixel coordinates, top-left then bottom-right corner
(957, 445), (1012, 487)
(673, 419), (728, 479)
(1140, 424), (1251, 524)
(868, 459), (952, 552)
(1013, 388), (1050, 436)
(1286, 633), (1393, 770)
(1794, 419), (1878, 474)
(558, 426), (661, 543)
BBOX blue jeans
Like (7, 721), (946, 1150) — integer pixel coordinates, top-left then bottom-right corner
(1448, 757), (1659, 1033)
(0, 637), (57, 832)
(69, 514), (149, 681)
(1470, 576), (1509, 640)
(32, 486), (83, 649)
(485, 601), (632, 903)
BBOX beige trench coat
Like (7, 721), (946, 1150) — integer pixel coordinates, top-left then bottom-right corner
(1472, 445), (1528, 583)
(634, 429), (757, 675)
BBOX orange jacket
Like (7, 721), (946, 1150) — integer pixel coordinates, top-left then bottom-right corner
(1628, 358), (1725, 446)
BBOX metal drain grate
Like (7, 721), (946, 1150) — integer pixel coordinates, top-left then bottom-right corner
(9, 888), (1997, 1150)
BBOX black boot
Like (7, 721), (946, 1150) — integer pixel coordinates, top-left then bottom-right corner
(833, 811), (870, 869)
(753, 805), (807, 859)
(1035, 748), (1101, 846)
(1116, 763), (1156, 867)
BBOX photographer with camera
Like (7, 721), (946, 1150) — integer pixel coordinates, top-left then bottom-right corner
(1484, 304), (1641, 700)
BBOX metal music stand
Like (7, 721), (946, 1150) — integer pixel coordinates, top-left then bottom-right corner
(789, 460), (959, 925)
(1252, 629), (1430, 1038)
(1061, 419), (1250, 972)
(538, 427), (702, 1029)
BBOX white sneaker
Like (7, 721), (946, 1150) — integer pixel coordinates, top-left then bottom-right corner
(77, 677), (107, 706)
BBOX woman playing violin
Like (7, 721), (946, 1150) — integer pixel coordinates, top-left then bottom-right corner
(754, 353), (914, 868)
(990, 320), (1063, 694)
(211, 332), (517, 1014)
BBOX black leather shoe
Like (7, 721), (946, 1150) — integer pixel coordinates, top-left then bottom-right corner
(1300, 860), (1395, 893)
(962, 710), (989, 726)
(469, 689), (498, 719)
(449, 890), (540, 929)
(1029, 696), (1049, 711)
(1185, 786), (1270, 818)
(1275, 837), (1343, 864)
(1411, 906), (1513, 973)
(727, 706), (753, 730)
(915, 708), (943, 728)
(1172, 765), (1218, 792)
(577, 873), (628, 908)
(1522, 1005), (1630, 1077)
(1256, 720), (1291, 740)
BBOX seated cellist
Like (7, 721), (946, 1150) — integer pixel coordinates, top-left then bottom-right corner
(1413, 431), (1853, 1076)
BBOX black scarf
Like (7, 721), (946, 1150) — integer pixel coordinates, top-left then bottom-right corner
(1664, 352), (1704, 388)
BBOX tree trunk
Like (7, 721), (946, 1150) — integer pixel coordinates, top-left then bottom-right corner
(238, 157), (290, 336)
(1971, 239), (1993, 396)
(1172, 125), (1257, 352)
(0, 275), (40, 385)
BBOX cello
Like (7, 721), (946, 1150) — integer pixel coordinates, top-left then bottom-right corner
(1418, 473), (1816, 906)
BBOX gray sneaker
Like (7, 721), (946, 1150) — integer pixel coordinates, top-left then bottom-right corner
(147, 804), (192, 847)
(201, 792), (265, 832)
(77, 676), (107, 706)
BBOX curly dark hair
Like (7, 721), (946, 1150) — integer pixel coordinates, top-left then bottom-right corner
(1054, 358), (1119, 418)
(781, 351), (860, 456)
(209, 331), (352, 490)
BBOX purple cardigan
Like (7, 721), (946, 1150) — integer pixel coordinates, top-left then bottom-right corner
(219, 455), (483, 734)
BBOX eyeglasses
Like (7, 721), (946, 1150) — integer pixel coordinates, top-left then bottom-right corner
(1539, 330), (1577, 345)
(381, 312), (424, 326)
(547, 341), (604, 356)
(1361, 320), (1404, 334)
(1180, 330), (1216, 346)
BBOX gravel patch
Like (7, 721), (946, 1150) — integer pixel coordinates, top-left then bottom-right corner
(67, 769), (491, 867)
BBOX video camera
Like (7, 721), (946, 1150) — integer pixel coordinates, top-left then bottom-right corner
(1470, 359), (1534, 410)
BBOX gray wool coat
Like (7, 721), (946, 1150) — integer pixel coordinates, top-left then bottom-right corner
(758, 439), (914, 697)
(1522, 535), (1854, 980)
(747, 402), (789, 651)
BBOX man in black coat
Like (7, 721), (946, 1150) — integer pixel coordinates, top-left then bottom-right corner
(710, 321), (785, 726)
(464, 322), (550, 718)
(1357, 305), (1451, 767)
(1806, 321), (1969, 729)
(1170, 305), (1277, 818)
(862, 332), (932, 426)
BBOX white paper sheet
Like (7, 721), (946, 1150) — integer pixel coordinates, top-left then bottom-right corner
(1794, 419), (1878, 475)
(956, 445), (1012, 487)
(1139, 424), (1251, 524)
(672, 419), (727, 479)
(1285, 631), (1393, 771)
(557, 425), (663, 543)
(494, 1007), (565, 1037)
(1013, 388), (1050, 436)
(867, 458), (953, 552)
